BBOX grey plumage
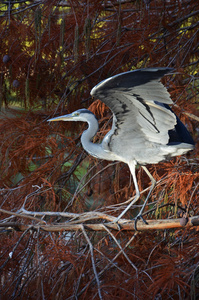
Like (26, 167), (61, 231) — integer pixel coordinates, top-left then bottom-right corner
(48, 68), (194, 224)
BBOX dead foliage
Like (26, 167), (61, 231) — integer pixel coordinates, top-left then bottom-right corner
(0, 0), (199, 299)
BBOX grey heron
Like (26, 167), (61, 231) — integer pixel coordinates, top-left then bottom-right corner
(48, 68), (194, 225)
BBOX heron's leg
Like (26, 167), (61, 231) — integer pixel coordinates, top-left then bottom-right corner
(114, 161), (141, 223)
(135, 166), (156, 219)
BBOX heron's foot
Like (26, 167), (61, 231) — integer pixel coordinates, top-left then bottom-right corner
(134, 214), (148, 231)
(112, 219), (122, 230)
(116, 222), (122, 231)
(106, 220), (122, 231)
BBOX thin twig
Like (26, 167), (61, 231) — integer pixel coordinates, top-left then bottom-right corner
(0, 208), (46, 224)
(81, 225), (103, 300)
(102, 224), (138, 271)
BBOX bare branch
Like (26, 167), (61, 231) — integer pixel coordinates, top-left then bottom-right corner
(81, 225), (103, 300)
(102, 224), (137, 271)
(1, 216), (198, 232)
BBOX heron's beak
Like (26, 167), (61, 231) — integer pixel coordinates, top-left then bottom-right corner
(48, 114), (73, 122)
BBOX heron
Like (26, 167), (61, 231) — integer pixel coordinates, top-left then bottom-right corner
(48, 68), (194, 225)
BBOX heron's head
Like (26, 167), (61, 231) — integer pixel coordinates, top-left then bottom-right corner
(48, 109), (95, 123)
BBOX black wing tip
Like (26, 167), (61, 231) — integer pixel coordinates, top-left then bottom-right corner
(138, 67), (174, 77)
(140, 67), (174, 72)
(168, 116), (195, 146)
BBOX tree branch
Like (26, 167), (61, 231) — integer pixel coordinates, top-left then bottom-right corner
(1, 215), (198, 232)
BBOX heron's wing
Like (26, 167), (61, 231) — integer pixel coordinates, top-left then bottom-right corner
(91, 68), (177, 160)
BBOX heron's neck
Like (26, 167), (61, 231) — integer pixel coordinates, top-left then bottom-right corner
(81, 114), (114, 160)
(80, 114), (120, 161)
(80, 115), (100, 158)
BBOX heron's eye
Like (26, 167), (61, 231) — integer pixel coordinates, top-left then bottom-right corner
(73, 112), (79, 117)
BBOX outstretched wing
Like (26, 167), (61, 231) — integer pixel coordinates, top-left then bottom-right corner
(91, 68), (178, 163)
